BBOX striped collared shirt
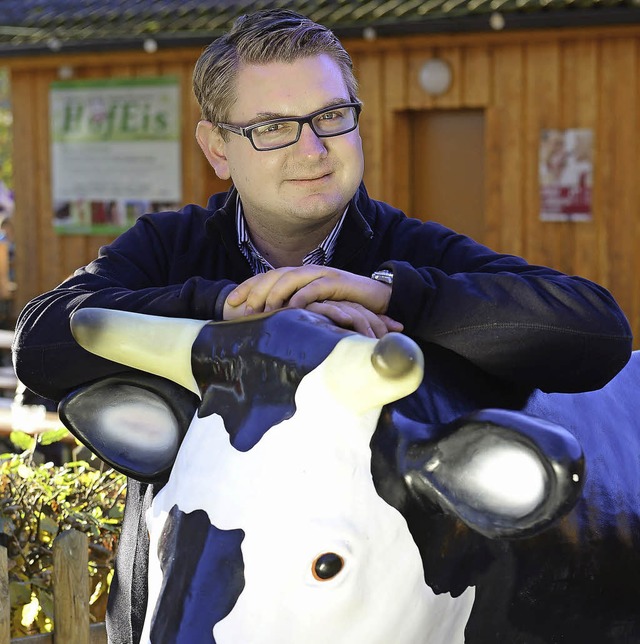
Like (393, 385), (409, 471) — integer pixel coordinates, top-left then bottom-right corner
(235, 196), (347, 275)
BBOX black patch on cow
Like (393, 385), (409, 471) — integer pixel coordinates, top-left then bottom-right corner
(191, 309), (350, 451)
(371, 406), (502, 599)
(150, 504), (245, 643)
(370, 342), (533, 596)
(372, 345), (640, 643)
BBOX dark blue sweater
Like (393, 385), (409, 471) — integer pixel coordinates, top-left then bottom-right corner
(13, 183), (632, 400)
(12, 183), (633, 644)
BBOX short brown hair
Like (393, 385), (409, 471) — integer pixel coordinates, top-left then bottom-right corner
(192, 9), (359, 127)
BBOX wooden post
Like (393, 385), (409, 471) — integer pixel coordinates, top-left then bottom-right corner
(52, 530), (89, 644)
(0, 539), (10, 644)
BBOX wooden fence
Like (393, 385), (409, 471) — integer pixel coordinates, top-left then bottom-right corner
(0, 530), (106, 644)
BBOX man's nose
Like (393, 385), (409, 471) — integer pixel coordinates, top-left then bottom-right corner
(295, 122), (328, 156)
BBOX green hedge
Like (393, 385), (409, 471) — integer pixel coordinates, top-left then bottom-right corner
(0, 430), (126, 637)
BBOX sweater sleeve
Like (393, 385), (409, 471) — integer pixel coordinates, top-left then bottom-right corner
(379, 222), (632, 393)
(13, 211), (236, 401)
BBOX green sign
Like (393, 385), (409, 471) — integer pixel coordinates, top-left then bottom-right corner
(50, 77), (181, 235)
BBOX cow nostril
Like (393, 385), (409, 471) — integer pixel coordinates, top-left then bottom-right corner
(312, 552), (344, 581)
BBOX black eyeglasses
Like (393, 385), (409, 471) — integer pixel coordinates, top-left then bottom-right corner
(217, 102), (362, 151)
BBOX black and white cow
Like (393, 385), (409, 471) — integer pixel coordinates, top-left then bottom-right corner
(59, 307), (640, 643)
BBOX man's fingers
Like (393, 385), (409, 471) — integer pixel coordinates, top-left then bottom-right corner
(226, 268), (295, 311)
(379, 315), (404, 333)
(306, 301), (354, 326)
(262, 268), (330, 311)
(305, 301), (400, 339)
(286, 270), (392, 314)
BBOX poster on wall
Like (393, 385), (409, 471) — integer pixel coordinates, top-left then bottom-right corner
(50, 77), (181, 234)
(538, 128), (593, 222)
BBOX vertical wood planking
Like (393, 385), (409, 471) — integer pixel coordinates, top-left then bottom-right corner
(633, 41), (640, 338)
(353, 53), (384, 201)
(0, 544), (9, 644)
(9, 70), (40, 311)
(523, 40), (566, 271)
(488, 44), (525, 256)
(598, 38), (638, 336)
(461, 45), (491, 108)
(53, 530), (89, 644)
(37, 67), (58, 294)
(0, 535), (107, 644)
(5, 27), (640, 347)
(382, 51), (410, 209)
(561, 39), (600, 284)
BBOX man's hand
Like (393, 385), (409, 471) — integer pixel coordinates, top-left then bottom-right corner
(223, 266), (402, 338)
(225, 266), (392, 314)
(305, 300), (402, 338)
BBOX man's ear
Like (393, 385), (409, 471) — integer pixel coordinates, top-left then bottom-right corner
(196, 120), (231, 180)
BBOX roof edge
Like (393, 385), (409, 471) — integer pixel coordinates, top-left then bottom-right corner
(0, 7), (639, 59)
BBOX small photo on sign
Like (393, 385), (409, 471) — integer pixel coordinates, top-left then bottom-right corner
(539, 129), (593, 223)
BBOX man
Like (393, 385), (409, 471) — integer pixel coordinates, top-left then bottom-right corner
(12, 9), (632, 643)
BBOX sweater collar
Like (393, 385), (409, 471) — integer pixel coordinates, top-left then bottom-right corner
(206, 183), (374, 270)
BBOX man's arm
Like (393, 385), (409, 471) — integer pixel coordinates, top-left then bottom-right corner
(13, 212), (234, 401)
(384, 259), (632, 392)
(220, 235), (632, 393)
(380, 220), (632, 392)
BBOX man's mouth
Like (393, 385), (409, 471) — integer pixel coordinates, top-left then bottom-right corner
(290, 172), (331, 182)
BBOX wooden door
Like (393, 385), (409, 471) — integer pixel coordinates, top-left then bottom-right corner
(409, 110), (485, 243)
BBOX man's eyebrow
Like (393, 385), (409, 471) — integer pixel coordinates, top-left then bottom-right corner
(245, 98), (352, 126)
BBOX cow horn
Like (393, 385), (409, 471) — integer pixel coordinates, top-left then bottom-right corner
(371, 332), (422, 379)
(70, 308), (207, 396)
(323, 332), (424, 412)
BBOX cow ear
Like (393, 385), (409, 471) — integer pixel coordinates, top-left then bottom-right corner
(59, 373), (199, 482)
(401, 408), (584, 539)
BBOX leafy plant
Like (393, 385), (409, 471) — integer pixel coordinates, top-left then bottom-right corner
(0, 68), (12, 190)
(0, 69), (13, 188)
(0, 429), (126, 637)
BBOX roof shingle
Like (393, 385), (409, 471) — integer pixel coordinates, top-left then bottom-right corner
(0, 0), (638, 56)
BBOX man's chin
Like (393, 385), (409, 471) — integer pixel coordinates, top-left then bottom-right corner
(291, 200), (346, 224)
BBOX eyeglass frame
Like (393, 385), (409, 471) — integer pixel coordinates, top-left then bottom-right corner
(216, 102), (362, 152)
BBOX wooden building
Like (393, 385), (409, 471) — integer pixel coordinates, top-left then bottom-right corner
(0, 1), (639, 346)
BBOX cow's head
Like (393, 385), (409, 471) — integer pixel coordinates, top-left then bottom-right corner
(59, 308), (583, 643)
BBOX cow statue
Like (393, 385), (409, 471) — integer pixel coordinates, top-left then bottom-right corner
(58, 307), (640, 643)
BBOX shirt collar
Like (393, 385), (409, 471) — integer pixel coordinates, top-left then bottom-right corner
(235, 195), (348, 275)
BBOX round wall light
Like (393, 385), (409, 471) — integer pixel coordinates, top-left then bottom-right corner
(419, 58), (453, 96)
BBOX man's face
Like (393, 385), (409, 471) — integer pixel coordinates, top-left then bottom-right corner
(212, 55), (364, 234)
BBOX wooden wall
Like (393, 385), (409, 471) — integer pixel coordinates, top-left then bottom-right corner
(7, 46), (228, 317)
(4, 23), (640, 346)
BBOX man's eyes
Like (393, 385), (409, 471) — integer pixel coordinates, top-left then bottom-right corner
(318, 109), (345, 121)
(254, 108), (345, 131)
(255, 122), (294, 134)
(264, 123), (283, 132)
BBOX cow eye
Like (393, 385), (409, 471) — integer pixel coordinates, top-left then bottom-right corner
(312, 552), (344, 581)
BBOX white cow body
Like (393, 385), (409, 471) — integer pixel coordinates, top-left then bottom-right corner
(62, 308), (600, 643)
(141, 336), (475, 644)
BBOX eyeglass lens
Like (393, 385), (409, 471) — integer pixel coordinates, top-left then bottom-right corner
(251, 106), (358, 150)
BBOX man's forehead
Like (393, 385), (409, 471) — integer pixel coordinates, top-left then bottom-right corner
(230, 55), (350, 120)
